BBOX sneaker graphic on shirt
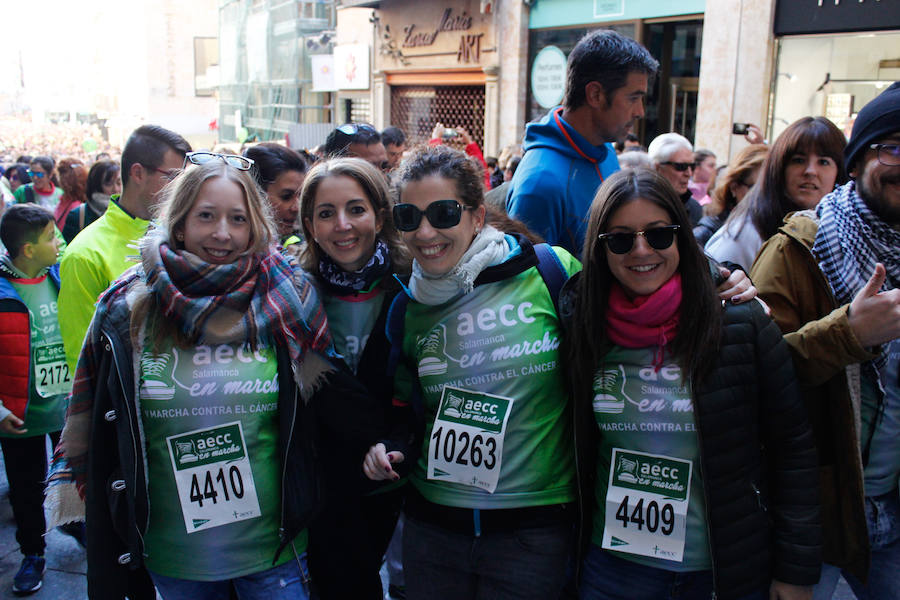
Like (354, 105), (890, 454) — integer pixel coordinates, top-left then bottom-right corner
(614, 454), (639, 484)
(416, 325), (449, 377)
(592, 365), (629, 414)
(139, 351), (177, 401)
(173, 440), (199, 465)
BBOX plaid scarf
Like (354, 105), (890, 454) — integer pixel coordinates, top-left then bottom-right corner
(45, 228), (336, 523)
(813, 181), (900, 371)
(142, 231), (334, 374)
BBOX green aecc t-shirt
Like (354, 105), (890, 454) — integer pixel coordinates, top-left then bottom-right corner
(397, 247), (580, 509)
(139, 341), (299, 580)
(592, 346), (711, 572)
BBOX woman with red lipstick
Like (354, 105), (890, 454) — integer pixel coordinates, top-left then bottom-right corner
(564, 168), (820, 600)
(705, 117), (846, 270)
(298, 157), (413, 599)
(47, 156), (381, 599)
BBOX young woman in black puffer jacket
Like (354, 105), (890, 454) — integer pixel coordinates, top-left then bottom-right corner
(562, 168), (821, 600)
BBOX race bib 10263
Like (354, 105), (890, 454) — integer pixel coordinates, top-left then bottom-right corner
(427, 386), (514, 493)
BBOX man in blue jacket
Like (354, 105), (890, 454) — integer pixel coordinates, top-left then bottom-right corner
(507, 30), (658, 257)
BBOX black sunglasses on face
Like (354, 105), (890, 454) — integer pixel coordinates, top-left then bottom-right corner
(392, 199), (473, 232)
(598, 225), (680, 254)
(660, 161), (695, 172)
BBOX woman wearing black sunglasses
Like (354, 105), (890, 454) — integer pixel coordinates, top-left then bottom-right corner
(13, 156), (63, 211)
(563, 168), (820, 600)
(297, 157), (413, 599)
(361, 144), (582, 600)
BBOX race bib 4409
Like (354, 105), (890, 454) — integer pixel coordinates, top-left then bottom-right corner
(427, 386), (514, 493)
(166, 422), (262, 534)
(602, 449), (693, 563)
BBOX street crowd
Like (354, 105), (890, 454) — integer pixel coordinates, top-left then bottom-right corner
(1, 29), (899, 600)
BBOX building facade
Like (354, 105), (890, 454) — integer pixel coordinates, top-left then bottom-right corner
(696, 0), (900, 162)
(337, 0), (530, 156)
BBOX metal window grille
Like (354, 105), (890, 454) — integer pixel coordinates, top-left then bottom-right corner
(390, 85), (485, 149)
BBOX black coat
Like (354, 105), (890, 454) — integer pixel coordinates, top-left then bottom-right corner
(562, 274), (821, 599)
(82, 298), (382, 599)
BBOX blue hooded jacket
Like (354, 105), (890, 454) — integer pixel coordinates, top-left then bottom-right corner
(506, 107), (620, 257)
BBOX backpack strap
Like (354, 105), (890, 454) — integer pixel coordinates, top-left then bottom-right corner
(385, 291), (411, 378)
(78, 204), (85, 230)
(24, 185), (34, 204)
(385, 291), (425, 419)
(533, 242), (567, 315)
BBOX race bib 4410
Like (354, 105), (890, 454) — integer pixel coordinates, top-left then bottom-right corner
(427, 386), (514, 493)
(166, 422), (262, 534)
(601, 449), (693, 563)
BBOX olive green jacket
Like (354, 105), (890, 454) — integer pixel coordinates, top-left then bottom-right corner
(751, 210), (878, 581)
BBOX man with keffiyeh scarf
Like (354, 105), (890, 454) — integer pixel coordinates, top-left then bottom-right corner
(752, 82), (900, 600)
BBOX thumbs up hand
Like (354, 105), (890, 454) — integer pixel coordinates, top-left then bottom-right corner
(848, 263), (900, 348)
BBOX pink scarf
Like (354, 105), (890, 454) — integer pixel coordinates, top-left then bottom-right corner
(606, 273), (682, 367)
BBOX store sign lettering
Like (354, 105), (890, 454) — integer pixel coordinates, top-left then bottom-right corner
(817, 0), (879, 4)
(403, 8), (473, 48)
(457, 34), (483, 63)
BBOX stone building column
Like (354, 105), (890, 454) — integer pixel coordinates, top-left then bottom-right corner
(483, 65), (500, 157)
(694, 0), (777, 162)
(372, 71), (390, 130)
(495, 0), (530, 155)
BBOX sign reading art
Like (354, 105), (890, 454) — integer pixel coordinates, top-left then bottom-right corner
(376, 4), (491, 66)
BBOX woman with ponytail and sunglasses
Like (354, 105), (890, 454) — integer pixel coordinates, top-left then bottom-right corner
(297, 157), (412, 599)
(563, 168), (821, 600)
(47, 155), (382, 600)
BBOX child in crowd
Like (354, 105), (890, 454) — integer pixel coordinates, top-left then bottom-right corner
(0, 204), (76, 595)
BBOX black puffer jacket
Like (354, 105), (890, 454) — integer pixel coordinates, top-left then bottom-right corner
(561, 273), (821, 599)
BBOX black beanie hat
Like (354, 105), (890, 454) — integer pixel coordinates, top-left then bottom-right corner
(844, 81), (900, 173)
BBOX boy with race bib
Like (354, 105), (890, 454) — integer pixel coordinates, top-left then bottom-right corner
(0, 204), (73, 595)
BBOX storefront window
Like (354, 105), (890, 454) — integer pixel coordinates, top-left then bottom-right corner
(642, 20), (702, 144)
(771, 31), (900, 141)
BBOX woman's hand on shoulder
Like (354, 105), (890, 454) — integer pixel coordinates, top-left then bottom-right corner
(716, 266), (758, 305)
(769, 580), (811, 600)
(363, 443), (404, 481)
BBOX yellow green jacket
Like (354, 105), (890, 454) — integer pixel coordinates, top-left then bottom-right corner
(59, 197), (149, 371)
